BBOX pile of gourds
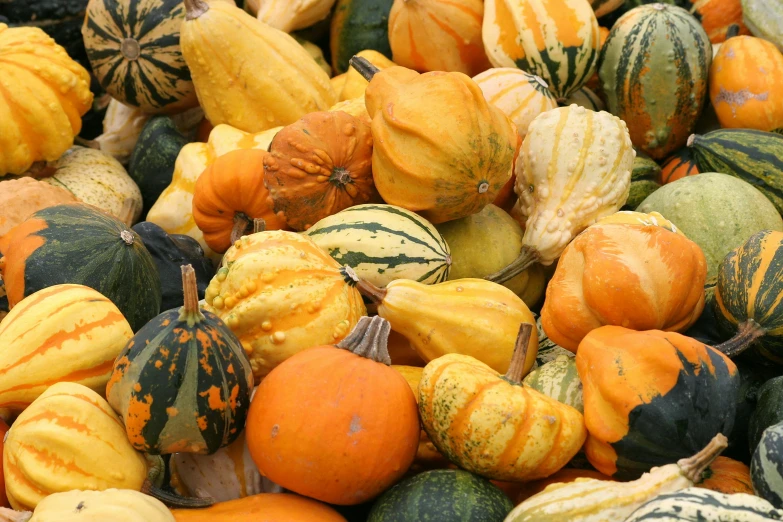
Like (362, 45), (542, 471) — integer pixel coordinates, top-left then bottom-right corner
(1, 0), (783, 519)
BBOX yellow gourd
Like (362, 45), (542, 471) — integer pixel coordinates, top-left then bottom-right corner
(92, 99), (150, 165)
(595, 210), (684, 236)
(180, 0), (336, 133)
(256, 0), (336, 32)
(339, 50), (395, 101)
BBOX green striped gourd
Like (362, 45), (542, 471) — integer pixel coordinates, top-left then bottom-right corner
(626, 488), (783, 521)
(82, 0), (197, 114)
(523, 354), (583, 412)
(563, 87), (605, 112)
(330, 0), (394, 74)
(305, 204), (451, 287)
(599, 4), (712, 160)
(482, 0), (601, 99)
(687, 130), (783, 215)
(535, 317), (575, 367)
(752, 420), (783, 508)
(626, 150), (662, 210)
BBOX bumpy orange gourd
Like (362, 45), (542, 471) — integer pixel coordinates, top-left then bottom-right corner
(697, 456), (753, 495)
(541, 223), (707, 352)
(172, 493), (347, 522)
(192, 148), (286, 254)
(710, 35), (783, 131)
(264, 110), (379, 231)
(358, 61), (517, 224)
(246, 317), (419, 505)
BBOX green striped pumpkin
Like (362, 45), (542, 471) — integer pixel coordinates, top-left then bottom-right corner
(82, 0), (198, 114)
(304, 204), (451, 288)
(626, 488), (783, 521)
(625, 150), (662, 210)
(330, 0), (394, 75)
(523, 354), (583, 413)
(752, 421), (783, 509)
(599, 4), (711, 160)
(688, 130), (783, 216)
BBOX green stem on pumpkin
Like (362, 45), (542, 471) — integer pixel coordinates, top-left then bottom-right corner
(179, 265), (206, 326)
(337, 316), (393, 365)
(486, 246), (541, 285)
(504, 323), (534, 384)
(714, 319), (766, 358)
(349, 56), (380, 82)
(677, 433), (728, 483)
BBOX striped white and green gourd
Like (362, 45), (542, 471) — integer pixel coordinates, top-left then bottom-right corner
(305, 204), (451, 288)
(523, 354), (583, 413)
(626, 488), (783, 521)
(752, 420), (783, 509)
(482, 0), (601, 100)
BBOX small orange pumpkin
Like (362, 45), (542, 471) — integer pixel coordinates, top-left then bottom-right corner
(171, 493), (347, 522)
(697, 456), (753, 495)
(192, 149), (286, 253)
(263, 110), (379, 231)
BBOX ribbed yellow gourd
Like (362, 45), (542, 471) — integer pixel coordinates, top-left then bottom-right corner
(20, 489), (175, 522)
(180, 0), (336, 133)
(0, 284), (133, 412)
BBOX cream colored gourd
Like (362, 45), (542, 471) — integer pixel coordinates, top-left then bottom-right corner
(504, 434), (728, 521)
(93, 99), (151, 165)
(256, 0), (336, 32)
(180, 0), (336, 133)
(490, 105), (634, 283)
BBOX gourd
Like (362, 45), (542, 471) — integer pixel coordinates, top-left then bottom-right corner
(329, 0), (394, 74)
(660, 147), (700, 184)
(541, 223), (707, 352)
(41, 147), (143, 224)
(338, 50), (395, 101)
(170, 494), (348, 521)
(472, 68), (558, 140)
(482, 0), (601, 100)
(690, 0), (751, 43)
(594, 210), (683, 235)
(354, 58), (517, 224)
(490, 105), (634, 285)
(255, 0), (336, 32)
(589, 0), (625, 19)
(504, 434), (728, 522)
(625, 488), (782, 521)
(625, 151), (662, 210)
(2, 382), (148, 511)
(180, 0), (336, 133)
(564, 87), (605, 112)
(637, 173), (783, 279)
(305, 204), (451, 288)
(741, 0), (783, 52)
(418, 324), (587, 481)
(344, 267), (538, 375)
(388, 0), (491, 76)
(752, 420), (783, 508)
(599, 4), (711, 160)
(245, 316), (419, 505)
(512, 469), (615, 504)
(82, 0), (197, 114)
(92, 99), (151, 165)
(202, 231), (367, 379)
(0, 178), (76, 239)
(107, 265), (254, 455)
(0, 23), (93, 176)
(0, 418), (7, 507)
(0, 284), (132, 411)
(750, 377), (783, 454)
(577, 326), (738, 479)
(264, 110), (379, 231)
(698, 456), (753, 495)
(293, 36), (331, 78)
(367, 470), (513, 522)
(522, 354), (583, 413)
(0, 203), (161, 332)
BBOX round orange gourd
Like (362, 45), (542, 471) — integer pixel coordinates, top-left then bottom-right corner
(693, 0), (750, 43)
(246, 316), (419, 505)
(710, 35), (783, 131)
(263, 110), (379, 231)
(541, 223), (707, 352)
(171, 493), (347, 522)
(192, 149), (286, 254)
(659, 147), (700, 184)
(697, 456), (753, 495)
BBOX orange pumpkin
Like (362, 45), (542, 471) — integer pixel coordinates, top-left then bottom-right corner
(245, 316), (420, 505)
(710, 35), (783, 131)
(0, 417), (8, 507)
(697, 456), (753, 495)
(541, 223), (707, 352)
(692, 0), (750, 43)
(171, 493), (347, 521)
(192, 148), (286, 254)
(660, 147), (700, 184)
(263, 110), (379, 231)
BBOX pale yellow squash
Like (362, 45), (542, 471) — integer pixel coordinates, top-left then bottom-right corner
(9, 489), (175, 522)
(256, 0), (337, 32)
(92, 99), (150, 165)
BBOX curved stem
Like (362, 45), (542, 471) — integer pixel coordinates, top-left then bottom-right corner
(349, 56), (381, 82)
(340, 266), (387, 303)
(337, 316), (392, 365)
(714, 320), (766, 357)
(183, 0), (209, 20)
(179, 265), (205, 326)
(142, 479), (215, 509)
(725, 24), (740, 40)
(677, 433), (728, 483)
(504, 323), (534, 384)
(230, 213), (251, 245)
(486, 246), (541, 285)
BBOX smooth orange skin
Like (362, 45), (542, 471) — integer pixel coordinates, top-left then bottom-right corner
(245, 346), (420, 505)
(171, 493), (347, 521)
(541, 223), (706, 352)
(659, 150), (699, 184)
(698, 456), (753, 495)
(192, 149), (286, 254)
(0, 216), (48, 307)
(0, 418), (8, 507)
(498, 468), (616, 505)
(693, 0), (750, 43)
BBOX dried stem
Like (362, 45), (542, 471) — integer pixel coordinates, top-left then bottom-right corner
(349, 56), (381, 82)
(504, 323), (534, 383)
(341, 265), (387, 303)
(714, 320), (766, 357)
(337, 316), (392, 365)
(179, 265), (205, 326)
(678, 433), (729, 483)
(183, 0), (209, 20)
(486, 246), (541, 285)
(230, 213), (251, 245)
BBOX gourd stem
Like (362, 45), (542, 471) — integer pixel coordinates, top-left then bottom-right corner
(341, 265), (388, 303)
(726, 24), (740, 39)
(0, 508), (32, 522)
(253, 218), (266, 233)
(349, 56), (381, 82)
(230, 213), (251, 245)
(337, 316), (393, 365)
(142, 479), (215, 509)
(677, 433), (728, 483)
(183, 0), (209, 20)
(714, 320), (766, 357)
(504, 323), (534, 383)
(179, 265), (205, 326)
(486, 246), (541, 285)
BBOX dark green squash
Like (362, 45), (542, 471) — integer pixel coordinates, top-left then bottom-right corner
(752, 420), (783, 508)
(626, 487), (783, 521)
(131, 221), (214, 312)
(688, 130), (783, 216)
(330, 0), (394, 75)
(625, 149), (662, 210)
(106, 265), (254, 455)
(0, 203), (161, 332)
(750, 377), (783, 456)
(128, 116), (189, 216)
(725, 359), (778, 463)
(367, 470), (513, 522)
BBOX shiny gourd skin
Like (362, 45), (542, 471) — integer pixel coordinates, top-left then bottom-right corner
(171, 493), (347, 522)
(594, 211), (683, 235)
(18, 489), (176, 522)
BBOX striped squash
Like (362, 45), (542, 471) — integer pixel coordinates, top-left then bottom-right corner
(535, 317), (574, 367)
(688, 129), (783, 215)
(660, 147), (700, 184)
(482, 0), (601, 100)
(599, 4), (712, 160)
(563, 87), (605, 112)
(625, 150), (662, 210)
(0, 284), (133, 412)
(752, 421), (783, 508)
(82, 0), (197, 114)
(627, 0), (750, 42)
(305, 204), (451, 288)
(522, 354), (583, 413)
(2, 382), (148, 511)
(626, 488), (783, 521)
(472, 68), (558, 140)
(330, 0), (394, 74)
